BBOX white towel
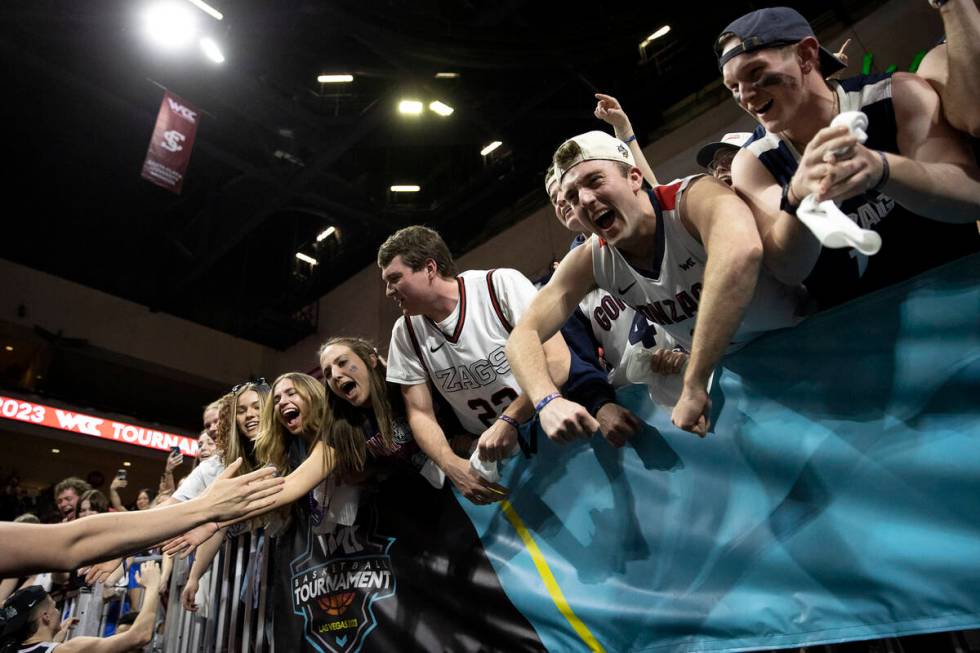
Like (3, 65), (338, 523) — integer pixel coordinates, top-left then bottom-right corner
(795, 110), (881, 256)
(469, 448), (500, 483)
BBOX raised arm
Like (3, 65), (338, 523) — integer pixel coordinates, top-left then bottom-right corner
(507, 243), (599, 442)
(58, 561), (162, 653)
(673, 176), (763, 436)
(594, 93), (659, 187)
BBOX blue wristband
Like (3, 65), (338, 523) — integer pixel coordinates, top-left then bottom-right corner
(534, 392), (562, 413)
(623, 134), (637, 144)
(497, 414), (520, 432)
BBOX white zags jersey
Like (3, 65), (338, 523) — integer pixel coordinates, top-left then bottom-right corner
(386, 268), (533, 435)
(579, 289), (677, 387)
(592, 176), (802, 353)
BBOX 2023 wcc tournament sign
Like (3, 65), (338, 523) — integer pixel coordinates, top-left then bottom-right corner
(0, 395), (198, 456)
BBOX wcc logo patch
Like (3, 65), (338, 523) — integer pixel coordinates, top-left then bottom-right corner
(290, 504), (396, 653)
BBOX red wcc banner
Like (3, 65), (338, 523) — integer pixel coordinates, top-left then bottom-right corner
(0, 395), (198, 457)
(140, 90), (200, 194)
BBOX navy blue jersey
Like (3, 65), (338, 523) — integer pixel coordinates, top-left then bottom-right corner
(744, 73), (979, 308)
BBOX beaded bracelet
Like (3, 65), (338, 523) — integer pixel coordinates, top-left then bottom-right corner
(534, 392), (562, 413)
(623, 134), (637, 144)
(497, 414), (520, 432)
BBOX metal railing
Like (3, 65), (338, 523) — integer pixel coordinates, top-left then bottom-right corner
(164, 529), (270, 653)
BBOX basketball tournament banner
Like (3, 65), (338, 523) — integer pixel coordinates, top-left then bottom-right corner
(0, 394), (198, 456)
(269, 468), (545, 652)
(140, 90), (200, 194)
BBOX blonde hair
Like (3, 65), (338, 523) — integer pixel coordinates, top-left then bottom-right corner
(254, 373), (326, 472)
(220, 382), (270, 477)
(317, 337), (396, 475)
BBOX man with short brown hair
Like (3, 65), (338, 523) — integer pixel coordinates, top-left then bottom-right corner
(53, 478), (91, 523)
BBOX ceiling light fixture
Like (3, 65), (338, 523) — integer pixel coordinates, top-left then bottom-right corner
(398, 100), (424, 115)
(184, 0), (223, 20)
(435, 72), (460, 79)
(429, 101), (454, 116)
(641, 25), (671, 44)
(390, 185), (421, 193)
(143, 2), (198, 51)
(3, 345), (12, 352)
(316, 226), (337, 242)
(51, 448), (60, 454)
(123, 461), (132, 467)
(295, 252), (318, 265)
(317, 74), (354, 83)
(480, 141), (502, 156)
(200, 37), (225, 63)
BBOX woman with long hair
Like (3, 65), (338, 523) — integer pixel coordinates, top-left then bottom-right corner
(165, 337), (439, 556)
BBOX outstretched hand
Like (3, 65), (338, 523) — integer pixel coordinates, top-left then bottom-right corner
(198, 458), (285, 522)
(79, 557), (122, 585)
(162, 522), (218, 559)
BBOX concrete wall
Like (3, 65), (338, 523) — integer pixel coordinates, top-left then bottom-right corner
(0, 258), (276, 384)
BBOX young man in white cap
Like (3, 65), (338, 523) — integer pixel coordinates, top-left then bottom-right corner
(545, 164), (687, 392)
(508, 131), (803, 439)
(696, 132), (753, 187)
(718, 6), (979, 309)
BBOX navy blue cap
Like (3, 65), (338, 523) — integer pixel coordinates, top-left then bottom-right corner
(0, 586), (47, 639)
(715, 7), (846, 75)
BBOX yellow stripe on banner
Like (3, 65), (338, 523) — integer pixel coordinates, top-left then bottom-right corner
(500, 500), (606, 653)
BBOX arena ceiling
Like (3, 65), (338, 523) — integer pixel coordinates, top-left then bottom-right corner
(0, 0), (885, 350)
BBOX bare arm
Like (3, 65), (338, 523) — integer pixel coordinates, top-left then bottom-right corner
(58, 562), (162, 653)
(0, 461), (282, 576)
(507, 244), (599, 442)
(886, 72), (980, 220)
(672, 176), (764, 436)
(476, 330), (571, 461)
(181, 529), (223, 612)
(402, 382), (508, 504)
(937, 0), (980, 136)
(108, 476), (128, 512)
(731, 149), (822, 286)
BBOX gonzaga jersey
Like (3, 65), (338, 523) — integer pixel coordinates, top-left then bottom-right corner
(744, 73), (979, 308)
(591, 176), (802, 353)
(386, 268), (532, 435)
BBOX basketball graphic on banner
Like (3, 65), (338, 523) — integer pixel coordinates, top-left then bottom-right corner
(318, 592), (356, 616)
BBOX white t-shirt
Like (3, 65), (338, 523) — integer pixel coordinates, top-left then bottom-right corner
(386, 268), (535, 435)
(172, 455), (225, 502)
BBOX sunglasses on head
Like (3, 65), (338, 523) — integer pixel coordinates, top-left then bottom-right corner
(231, 377), (268, 393)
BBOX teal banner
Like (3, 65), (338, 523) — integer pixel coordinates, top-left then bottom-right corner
(461, 254), (980, 652)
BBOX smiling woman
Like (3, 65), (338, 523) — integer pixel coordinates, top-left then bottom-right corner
(217, 382), (271, 479)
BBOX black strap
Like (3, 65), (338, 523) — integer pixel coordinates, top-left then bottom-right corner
(485, 269), (513, 332)
(403, 317), (430, 378)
